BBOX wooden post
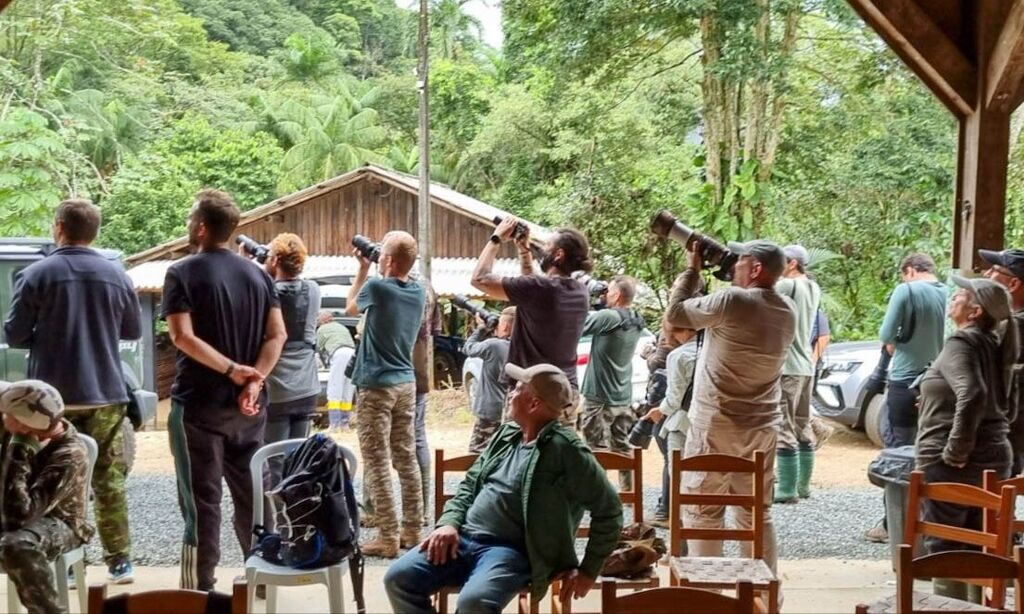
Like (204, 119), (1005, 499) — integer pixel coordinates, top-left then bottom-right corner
(417, 0), (434, 388)
(954, 107), (1011, 271)
(141, 293), (157, 393)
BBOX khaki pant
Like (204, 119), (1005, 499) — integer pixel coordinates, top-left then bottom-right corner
(682, 422), (778, 573)
(777, 375), (814, 451)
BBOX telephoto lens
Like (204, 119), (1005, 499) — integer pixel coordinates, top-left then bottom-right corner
(649, 209), (738, 281)
(452, 294), (500, 328)
(351, 234), (381, 263)
(627, 418), (656, 449)
(571, 272), (609, 297)
(235, 235), (270, 263)
(492, 216), (529, 241)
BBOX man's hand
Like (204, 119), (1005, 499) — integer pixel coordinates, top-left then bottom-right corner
(352, 246), (372, 271)
(513, 223), (531, 251)
(229, 363), (262, 386)
(420, 525), (460, 565)
(557, 569), (596, 602)
(643, 407), (663, 423)
(238, 379), (262, 417)
(474, 314), (486, 328)
(495, 216), (519, 243)
(687, 247), (703, 271)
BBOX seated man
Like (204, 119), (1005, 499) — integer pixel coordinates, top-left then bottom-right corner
(384, 363), (623, 614)
(0, 380), (93, 614)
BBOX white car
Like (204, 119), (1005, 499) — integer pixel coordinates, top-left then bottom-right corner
(462, 329), (655, 410)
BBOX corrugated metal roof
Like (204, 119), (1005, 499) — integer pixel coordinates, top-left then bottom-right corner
(128, 255), (523, 299)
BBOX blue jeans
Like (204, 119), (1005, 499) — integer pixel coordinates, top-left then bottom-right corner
(384, 534), (531, 614)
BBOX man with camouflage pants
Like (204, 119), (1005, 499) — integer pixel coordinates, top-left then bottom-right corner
(0, 380), (94, 614)
(346, 231), (425, 558)
(3, 199), (140, 584)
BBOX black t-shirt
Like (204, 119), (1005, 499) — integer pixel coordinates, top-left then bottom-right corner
(161, 249), (278, 413)
(502, 275), (589, 388)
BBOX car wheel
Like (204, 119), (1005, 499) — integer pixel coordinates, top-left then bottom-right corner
(864, 393), (886, 448)
(434, 352), (458, 389)
(121, 419), (136, 475)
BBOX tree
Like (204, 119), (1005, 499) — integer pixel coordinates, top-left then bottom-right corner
(0, 109), (72, 236)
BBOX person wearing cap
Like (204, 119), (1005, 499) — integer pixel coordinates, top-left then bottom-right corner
(463, 307), (516, 454)
(772, 245), (822, 503)
(383, 363), (623, 614)
(979, 248), (1024, 471)
(316, 310), (356, 431)
(914, 276), (1016, 600)
(0, 380), (93, 614)
(664, 239), (796, 573)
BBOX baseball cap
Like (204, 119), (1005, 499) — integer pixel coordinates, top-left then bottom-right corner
(0, 380), (65, 430)
(978, 249), (1024, 280)
(504, 363), (574, 412)
(783, 245), (810, 268)
(951, 275), (1013, 322)
(727, 240), (787, 278)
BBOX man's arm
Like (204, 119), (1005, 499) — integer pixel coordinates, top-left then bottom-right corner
(470, 217), (520, 300)
(3, 272), (36, 348)
(878, 284), (908, 345)
(581, 310), (620, 338)
(253, 307), (287, 377)
(120, 280), (143, 340)
(664, 257), (707, 330)
(665, 291), (729, 331)
(345, 257), (372, 316)
(462, 326), (493, 358)
(2, 437), (81, 528)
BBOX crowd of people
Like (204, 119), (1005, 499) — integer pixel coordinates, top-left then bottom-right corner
(2, 188), (1023, 613)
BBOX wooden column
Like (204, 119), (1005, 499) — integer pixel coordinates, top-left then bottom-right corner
(954, 103), (1010, 270)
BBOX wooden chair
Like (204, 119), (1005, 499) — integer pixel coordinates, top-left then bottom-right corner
(984, 472), (1024, 537)
(431, 449), (539, 614)
(549, 449), (658, 614)
(854, 545), (1024, 614)
(601, 580), (755, 614)
(856, 471), (1017, 612)
(667, 450), (779, 614)
(87, 580), (247, 614)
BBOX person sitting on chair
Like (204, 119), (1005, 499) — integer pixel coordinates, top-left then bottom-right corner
(0, 380), (93, 614)
(384, 363), (623, 614)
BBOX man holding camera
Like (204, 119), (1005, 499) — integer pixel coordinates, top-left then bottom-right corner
(464, 307), (517, 453)
(346, 231), (426, 558)
(470, 217), (591, 425)
(773, 245), (821, 503)
(163, 189), (286, 590)
(665, 240), (795, 572)
(580, 276), (645, 488)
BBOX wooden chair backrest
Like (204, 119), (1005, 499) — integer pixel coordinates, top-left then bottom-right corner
(88, 581), (246, 614)
(985, 472), (1024, 535)
(896, 544), (1024, 613)
(434, 449), (479, 520)
(668, 450), (766, 558)
(579, 450), (644, 538)
(601, 580), (755, 614)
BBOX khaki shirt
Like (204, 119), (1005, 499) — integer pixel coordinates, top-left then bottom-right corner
(666, 277), (796, 430)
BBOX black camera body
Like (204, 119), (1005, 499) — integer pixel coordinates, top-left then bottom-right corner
(235, 234), (270, 263)
(352, 234), (381, 263)
(571, 272), (608, 297)
(492, 215), (529, 242)
(452, 294), (500, 328)
(650, 210), (738, 282)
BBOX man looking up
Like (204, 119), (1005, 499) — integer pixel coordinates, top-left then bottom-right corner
(471, 218), (591, 425)
(580, 275), (646, 489)
(383, 363), (622, 614)
(4, 199), (140, 584)
(665, 240), (795, 573)
(463, 307), (516, 453)
(773, 245), (821, 503)
(345, 231), (426, 558)
(163, 189), (286, 590)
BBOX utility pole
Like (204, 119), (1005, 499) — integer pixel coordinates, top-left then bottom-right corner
(417, 0), (434, 387)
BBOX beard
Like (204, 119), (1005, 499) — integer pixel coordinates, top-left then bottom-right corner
(540, 250), (558, 273)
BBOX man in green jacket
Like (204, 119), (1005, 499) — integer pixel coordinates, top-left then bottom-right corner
(384, 363), (623, 613)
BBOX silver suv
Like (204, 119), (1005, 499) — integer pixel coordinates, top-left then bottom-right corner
(813, 340), (886, 447)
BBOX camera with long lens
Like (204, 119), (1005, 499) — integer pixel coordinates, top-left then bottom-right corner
(571, 271), (609, 297)
(452, 294), (499, 328)
(628, 368), (668, 449)
(235, 234), (270, 264)
(351, 234), (381, 263)
(650, 210), (739, 281)
(492, 216), (530, 242)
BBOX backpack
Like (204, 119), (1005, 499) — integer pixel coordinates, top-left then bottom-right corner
(252, 434), (365, 614)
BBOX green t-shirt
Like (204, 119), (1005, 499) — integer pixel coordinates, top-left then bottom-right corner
(352, 277), (426, 389)
(775, 277), (821, 377)
(580, 309), (645, 406)
(878, 280), (948, 382)
(316, 321), (354, 361)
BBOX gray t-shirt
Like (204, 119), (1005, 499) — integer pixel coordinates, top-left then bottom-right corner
(461, 442), (533, 549)
(266, 279), (322, 404)
(775, 277), (820, 377)
(462, 328), (510, 421)
(352, 277), (426, 389)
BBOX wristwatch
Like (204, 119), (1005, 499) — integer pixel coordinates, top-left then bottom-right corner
(224, 362), (235, 377)
(489, 234), (501, 245)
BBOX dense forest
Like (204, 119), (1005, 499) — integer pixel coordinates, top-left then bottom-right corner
(3, 0), (1024, 339)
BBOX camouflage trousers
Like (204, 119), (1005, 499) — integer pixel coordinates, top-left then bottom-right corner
(67, 404), (129, 564)
(468, 418), (500, 454)
(356, 383), (423, 540)
(581, 398), (635, 490)
(1, 517), (82, 614)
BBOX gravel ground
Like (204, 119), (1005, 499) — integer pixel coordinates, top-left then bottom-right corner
(93, 475), (888, 568)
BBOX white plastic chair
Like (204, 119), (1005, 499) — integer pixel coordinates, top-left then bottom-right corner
(245, 438), (357, 614)
(6, 432), (97, 614)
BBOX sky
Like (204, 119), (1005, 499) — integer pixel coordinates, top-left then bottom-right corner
(402, 0), (504, 49)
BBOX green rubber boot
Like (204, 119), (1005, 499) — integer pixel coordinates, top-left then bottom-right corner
(774, 450), (799, 504)
(797, 447), (814, 499)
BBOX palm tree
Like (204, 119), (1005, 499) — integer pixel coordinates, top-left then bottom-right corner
(431, 0), (483, 60)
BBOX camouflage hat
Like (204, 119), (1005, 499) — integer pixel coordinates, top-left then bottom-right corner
(0, 380), (64, 430)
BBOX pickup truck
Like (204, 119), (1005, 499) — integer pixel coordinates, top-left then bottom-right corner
(0, 238), (158, 471)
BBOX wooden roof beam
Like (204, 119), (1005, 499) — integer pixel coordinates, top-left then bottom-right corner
(847, 0), (976, 117)
(987, 0), (1024, 112)
(0, 0), (11, 12)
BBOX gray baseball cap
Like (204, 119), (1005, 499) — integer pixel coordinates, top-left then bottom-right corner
(0, 380), (65, 430)
(951, 275), (1013, 322)
(504, 363), (574, 412)
(783, 244), (810, 268)
(727, 240), (787, 278)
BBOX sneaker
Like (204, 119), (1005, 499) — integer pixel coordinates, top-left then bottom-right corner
(812, 416), (836, 450)
(864, 522), (889, 544)
(361, 538), (400, 558)
(107, 557), (134, 585)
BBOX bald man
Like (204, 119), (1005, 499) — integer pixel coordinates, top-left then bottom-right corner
(346, 231), (426, 557)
